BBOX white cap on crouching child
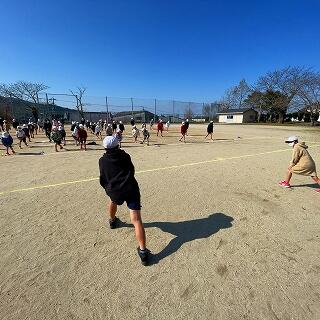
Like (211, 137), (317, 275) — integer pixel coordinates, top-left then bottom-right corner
(285, 136), (299, 143)
(103, 136), (120, 149)
(2, 132), (9, 138)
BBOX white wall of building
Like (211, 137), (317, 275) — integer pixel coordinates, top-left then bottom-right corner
(218, 114), (243, 123)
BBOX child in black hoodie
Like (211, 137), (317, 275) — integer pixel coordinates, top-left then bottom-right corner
(99, 134), (150, 265)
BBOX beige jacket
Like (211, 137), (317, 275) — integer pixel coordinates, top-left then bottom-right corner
(290, 142), (317, 176)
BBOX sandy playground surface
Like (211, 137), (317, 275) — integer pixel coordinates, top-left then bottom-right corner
(0, 123), (320, 320)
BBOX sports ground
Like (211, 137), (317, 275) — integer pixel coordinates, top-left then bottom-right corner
(1, 123), (320, 320)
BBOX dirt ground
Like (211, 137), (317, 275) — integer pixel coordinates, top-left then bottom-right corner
(0, 123), (320, 320)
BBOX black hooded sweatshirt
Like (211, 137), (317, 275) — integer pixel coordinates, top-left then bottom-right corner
(99, 148), (139, 201)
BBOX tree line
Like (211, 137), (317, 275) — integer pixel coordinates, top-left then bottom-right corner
(202, 66), (320, 125)
(0, 81), (87, 121)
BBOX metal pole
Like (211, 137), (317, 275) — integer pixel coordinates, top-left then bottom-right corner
(106, 96), (109, 123)
(172, 99), (175, 123)
(131, 97), (134, 118)
(154, 99), (157, 122)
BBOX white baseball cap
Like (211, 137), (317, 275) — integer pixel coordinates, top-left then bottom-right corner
(103, 136), (120, 149)
(285, 136), (299, 143)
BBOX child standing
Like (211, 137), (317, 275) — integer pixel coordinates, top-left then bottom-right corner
(165, 121), (170, 132)
(157, 119), (163, 137)
(179, 121), (187, 143)
(58, 125), (66, 146)
(279, 136), (320, 192)
(132, 125), (140, 143)
(141, 127), (150, 145)
(1, 132), (15, 155)
(78, 124), (87, 151)
(118, 121), (125, 133)
(99, 135), (150, 265)
(205, 121), (214, 140)
(106, 123), (113, 136)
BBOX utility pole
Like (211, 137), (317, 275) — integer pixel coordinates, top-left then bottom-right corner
(106, 96), (109, 123)
(172, 99), (175, 123)
(131, 97), (134, 119)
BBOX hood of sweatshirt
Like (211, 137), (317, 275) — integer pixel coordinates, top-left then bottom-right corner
(297, 142), (308, 149)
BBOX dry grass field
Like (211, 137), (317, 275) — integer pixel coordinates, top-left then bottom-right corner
(1, 123), (320, 320)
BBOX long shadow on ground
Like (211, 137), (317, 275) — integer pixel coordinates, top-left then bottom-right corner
(120, 213), (234, 264)
(292, 183), (319, 189)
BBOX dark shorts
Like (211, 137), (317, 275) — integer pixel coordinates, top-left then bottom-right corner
(54, 140), (62, 145)
(108, 191), (141, 210)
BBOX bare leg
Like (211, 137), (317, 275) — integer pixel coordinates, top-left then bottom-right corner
(285, 171), (293, 183)
(311, 176), (320, 187)
(130, 210), (146, 250)
(10, 146), (15, 154)
(109, 201), (117, 220)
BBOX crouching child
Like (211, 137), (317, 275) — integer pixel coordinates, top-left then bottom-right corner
(279, 136), (320, 192)
(99, 135), (150, 265)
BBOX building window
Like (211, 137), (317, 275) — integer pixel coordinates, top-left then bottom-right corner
(227, 115), (234, 119)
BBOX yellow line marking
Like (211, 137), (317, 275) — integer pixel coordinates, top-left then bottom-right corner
(1, 145), (319, 196)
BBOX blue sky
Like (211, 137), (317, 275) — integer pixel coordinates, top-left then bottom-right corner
(1, 0), (320, 104)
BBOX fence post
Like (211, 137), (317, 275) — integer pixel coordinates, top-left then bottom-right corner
(106, 96), (109, 123)
(131, 97), (134, 118)
(172, 99), (175, 123)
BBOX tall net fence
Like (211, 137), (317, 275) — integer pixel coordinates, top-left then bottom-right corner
(5, 92), (219, 123)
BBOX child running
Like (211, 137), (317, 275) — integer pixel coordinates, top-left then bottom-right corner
(278, 136), (320, 192)
(99, 135), (150, 265)
(16, 126), (28, 148)
(51, 126), (63, 152)
(1, 131), (15, 155)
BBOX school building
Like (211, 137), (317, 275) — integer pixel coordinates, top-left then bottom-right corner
(217, 108), (258, 123)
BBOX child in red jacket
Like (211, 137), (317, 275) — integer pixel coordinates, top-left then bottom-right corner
(157, 119), (163, 137)
(179, 121), (187, 143)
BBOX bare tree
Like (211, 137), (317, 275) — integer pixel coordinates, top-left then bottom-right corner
(70, 87), (86, 119)
(202, 102), (221, 120)
(221, 79), (252, 109)
(256, 66), (311, 123)
(0, 81), (49, 121)
(184, 104), (194, 119)
(297, 71), (320, 125)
